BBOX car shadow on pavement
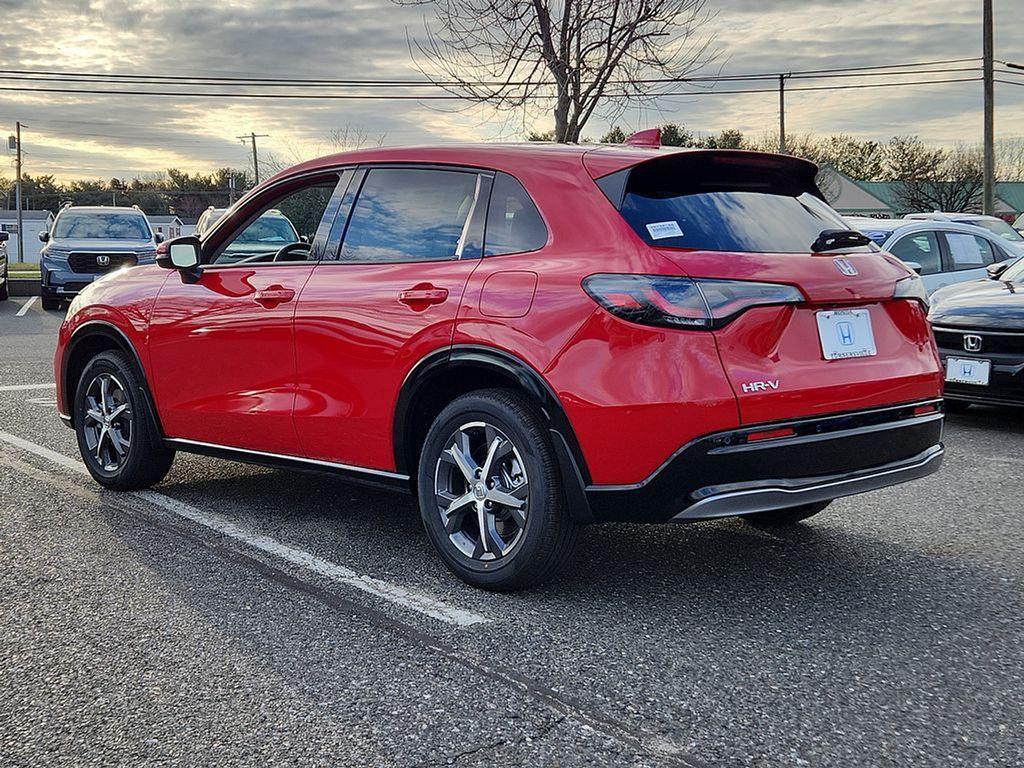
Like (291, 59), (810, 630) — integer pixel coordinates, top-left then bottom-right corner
(140, 460), (1020, 636)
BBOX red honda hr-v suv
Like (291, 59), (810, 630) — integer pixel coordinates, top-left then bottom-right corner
(55, 137), (945, 589)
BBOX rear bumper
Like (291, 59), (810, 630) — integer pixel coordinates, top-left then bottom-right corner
(583, 400), (944, 523)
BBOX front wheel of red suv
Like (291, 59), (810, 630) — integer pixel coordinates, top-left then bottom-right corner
(417, 389), (578, 591)
(73, 350), (175, 490)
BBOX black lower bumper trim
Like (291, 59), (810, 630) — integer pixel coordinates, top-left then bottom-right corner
(584, 400), (945, 523)
(672, 445), (942, 520)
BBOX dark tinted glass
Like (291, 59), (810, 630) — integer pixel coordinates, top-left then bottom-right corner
(340, 169), (479, 263)
(484, 172), (547, 256)
(620, 190), (858, 253)
(615, 154), (866, 254)
(890, 232), (942, 275)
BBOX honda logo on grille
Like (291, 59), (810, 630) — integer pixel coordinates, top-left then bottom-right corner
(96, 254), (110, 267)
(833, 258), (858, 276)
(963, 334), (983, 352)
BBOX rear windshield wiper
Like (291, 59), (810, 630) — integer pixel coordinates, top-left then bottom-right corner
(811, 229), (872, 253)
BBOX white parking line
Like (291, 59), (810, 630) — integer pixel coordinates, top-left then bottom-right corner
(0, 430), (488, 628)
(15, 296), (37, 317)
(0, 383), (56, 392)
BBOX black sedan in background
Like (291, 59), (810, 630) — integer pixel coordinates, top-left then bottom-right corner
(930, 256), (1024, 409)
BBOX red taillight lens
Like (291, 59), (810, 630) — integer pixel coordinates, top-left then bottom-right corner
(582, 274), (804, 330)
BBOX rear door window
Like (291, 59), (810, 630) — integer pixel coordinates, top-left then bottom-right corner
(889, 232), (942, 275)
(339, 168), (482, 263)
(944, 233), (996, 270)
(484, 172), (547, 256)
(609, 153), (867, 254)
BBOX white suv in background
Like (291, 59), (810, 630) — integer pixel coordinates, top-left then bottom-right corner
(845, 217), (1021, 294)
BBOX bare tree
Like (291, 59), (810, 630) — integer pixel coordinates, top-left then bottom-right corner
(886, 137), (984, 213)
(401, 0), (717, 142)
(996, 137), (1024, 182)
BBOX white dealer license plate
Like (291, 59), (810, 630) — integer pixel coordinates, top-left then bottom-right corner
(945, 357), (991, 386)
(816, 309), (877, 360)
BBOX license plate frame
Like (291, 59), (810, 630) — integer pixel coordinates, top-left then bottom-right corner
(816, 309), (878, 360)
(945, 357), (991, 386)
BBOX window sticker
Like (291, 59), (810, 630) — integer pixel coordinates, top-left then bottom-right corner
(645, 220), (684, 240)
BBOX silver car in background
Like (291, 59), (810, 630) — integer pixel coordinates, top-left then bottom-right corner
(845, 217), (1021, 294)
(903, 212), (1024, 255)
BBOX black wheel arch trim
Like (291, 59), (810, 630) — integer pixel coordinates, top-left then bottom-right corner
(393, 344), (594, 522)
(62, 320), (165, 438)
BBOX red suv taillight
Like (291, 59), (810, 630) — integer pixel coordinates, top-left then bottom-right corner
(582, 274), (804, 330)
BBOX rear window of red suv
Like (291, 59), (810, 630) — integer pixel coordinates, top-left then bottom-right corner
(600, 152), (871, 254)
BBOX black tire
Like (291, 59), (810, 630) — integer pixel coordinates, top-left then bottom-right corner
(742, 500), (831, 527)
(417, 389), (578, 591)
(40, 292), (62, 311)
(943, 399), (971, 414)
(73, 350), (175, 490)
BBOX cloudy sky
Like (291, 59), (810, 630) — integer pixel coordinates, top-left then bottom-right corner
(0, 0), (1022, 181)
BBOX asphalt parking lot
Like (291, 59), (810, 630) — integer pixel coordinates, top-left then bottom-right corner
(0, 295), (1022, 768)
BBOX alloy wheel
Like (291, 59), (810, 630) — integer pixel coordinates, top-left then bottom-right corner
(433, 421), (529, 562)
(82, 372), (133, 473)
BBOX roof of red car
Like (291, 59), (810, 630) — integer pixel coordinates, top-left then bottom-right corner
(264, 142), (683, 186)
(263, 142), (819, 194)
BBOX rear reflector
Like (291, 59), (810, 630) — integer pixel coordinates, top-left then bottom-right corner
(746, 427), (796, 443)
(913, 405), (937, 416)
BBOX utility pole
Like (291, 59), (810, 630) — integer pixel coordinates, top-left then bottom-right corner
(778, 74), (788, 154)
(982, 0), (995, 215)
(14, 121), (24, 264)
(238, 132), (269, 185)
(228, 174), (236, 205)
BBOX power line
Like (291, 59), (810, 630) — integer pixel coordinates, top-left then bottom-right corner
(0, 57), (983, 88)
(0, 65), (981, 89)
(0, 76), (984, 101)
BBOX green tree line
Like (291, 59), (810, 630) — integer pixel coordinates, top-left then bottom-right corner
(0, 168), (253, 219)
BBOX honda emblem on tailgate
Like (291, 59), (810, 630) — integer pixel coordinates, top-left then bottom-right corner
(963, 334), (983, 352)
(833, 258), (858, 276)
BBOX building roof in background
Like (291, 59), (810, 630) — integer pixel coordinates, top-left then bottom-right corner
(0, 209), (54, 221)
(823, 171), (892, 213)
(995, 183), (1024, 214)
(147, 214), (183, 224)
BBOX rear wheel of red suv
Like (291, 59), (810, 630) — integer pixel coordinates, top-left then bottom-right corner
(417, 389), (578, 591)
(73, 350), (175, 490)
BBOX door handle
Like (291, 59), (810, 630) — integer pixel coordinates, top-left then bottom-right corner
(399, 283), (449, 309)
(253, 285), (295, 307)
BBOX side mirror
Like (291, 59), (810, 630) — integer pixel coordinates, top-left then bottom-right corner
(157, 236), (201, 273)
(904, 261), (923, 274)
(300, 234), (310, 244)
(0, 231), (8, 242)
(153, 232), (165, 244)
(38, 231), (50, 243)
(987, 261), (1009, 279)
